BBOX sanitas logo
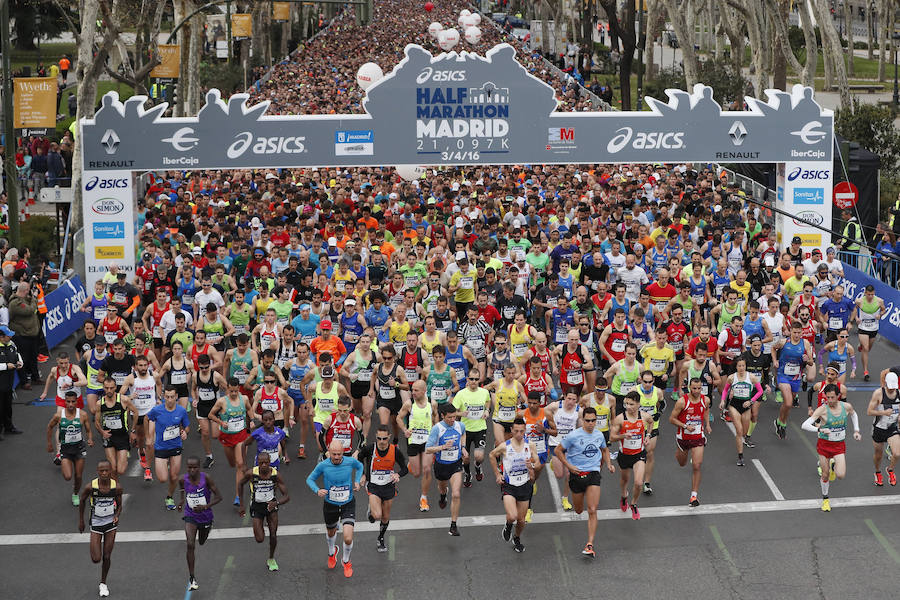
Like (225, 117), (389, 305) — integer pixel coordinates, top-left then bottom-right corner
(161, 127), (199, 152)
(787, 167), (830, 181)
(792, 211), (824, 227)
(416, 67), (466, 84)
(790, 121), (827, 145)
(226, 132), (306, 159)
(91, 198), (125, 215)
(607, 127), (684, 153)
(85, 176), (129, 191)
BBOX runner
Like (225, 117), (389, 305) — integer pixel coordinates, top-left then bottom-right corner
(237, 451), (290, 571)
(641, 327), (675, 391)
(47, 391), (93, 505)
(801, 384), (861, 511)
(426, 403), (468, 536)
(191, 354), (227, 468)
(306, 439), (364, 578)
(603, 343), (641, 415)
(521, 390), (553, 522)
(147, 386), (191, 510)
(669, 378), (711, 507)
(120, 355), (158, 481)
(719, 358), (764, 466)
(489, 417), (536, 552)
(610, 391), (654, 519)
(397, 380), (437, 512)
(856, 285), (885, 381)
(545, 390), (581, 510)
(867, 372), (900, 487)
(248, 409), (288, 468)
(178, 456), (223, 590)
(771, 322), (815, 439)
(319, 396), (364, 456)
(555, 329), (595, 398)
(636, 370), (665, 495)
(554, 406), (614, 557)
(486, 362), (526, 443)
(208, 378), (254, 507)
(95, 378), (138, 478)
(818, 328), (856, 384)
(156, 340), (192, 410)
(78, 460), (123, 598)
(358, 425), (409, 552)
(452, 365), (491, 488)
(342, 329), (378, 438)
(741, 335), (773, 446)
(373, 345), (409, 442)
(283, 342), (315, 459)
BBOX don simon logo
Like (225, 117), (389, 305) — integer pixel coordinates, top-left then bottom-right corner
(91, 198), (125, 215)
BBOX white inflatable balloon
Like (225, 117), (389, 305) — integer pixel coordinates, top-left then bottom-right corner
(464, 26), (482, 44)
(462, 14), (478, 29)
(395, 165), (425, 181)
(471, 12), (481, 25)
(428, 21), (443, 38)
(438, 28), (460, 51)
(459, 9), (471, 17)
(457, 11), (470, 27)
(355, 62), (383, 90)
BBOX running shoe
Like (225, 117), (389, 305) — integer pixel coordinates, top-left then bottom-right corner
(448, 522), (460, 536)
(475, 466), (484, 481)
(721, 410), (732, 423)
(72, 493), (79, 506)
(439, 494), (447, 509)
(419, 496), (430, 512)
(630, 505), (640, 520)
(327, 548), (338, 569)
(37, 353), (49, 363)
(775, 390), (783, 404)
(864, 372), (870, 382)
(297, 446), (306, 459)
(367, 507), (375, 523)
(188, 577), (198, 590)
(532, 481), (538, 495)
(233, 495), (241, 507)
(875, 471), (884, 486)
(525, 508), (533, 523)
(582, 543), (595, 557)
(377, 537), (387, 553)
(620, 496), (628, 512)
(609, 450), (619, 460)
(817, 463), (823, 478)
(143, 468), (152, 481)
(267, 558), (279, 571)
(689, 493), (700, 507)
(743, 436), (756, 448)
(99, 583), (110, 597)
(463, 472), (472, 488)
(513, 538), (525, 553)
(53, 452), (61, 466)
(642, 482), (653, 495)
(561, 496), (573, 511)
(343, 560), (353, 578)
(202, 456), (214, 469)
(889, 469), (897, 486)
(736, 457), (745, 467)
(165, 497), (176, 510)
(821, 498), (831, 512)
(502, 522), (512, 542)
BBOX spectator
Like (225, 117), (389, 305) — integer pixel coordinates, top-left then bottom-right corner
(46, 143), (65, 187)
(59, 55), (70, 83)
(0, 325), (24, 437)
(8, 280), (41, 389)
(30, 146), (47, 199)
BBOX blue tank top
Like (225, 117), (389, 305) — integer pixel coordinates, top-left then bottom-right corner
(743, 316), (764, 342)
(779, 339), (805, 378)
(89, 295), (108, 323)
(635, 254), (649, 272)
(552, 309), (575, 345)
(287, 361), (312, 399)
(183, 472), (213, 523)
(711, 272), (731, 301)
(689, 277), (706, 305)
(607, 297), (631, 325)
(650, 248), (668, 275)
(178, 277), (198, 313)
(558, 274), (574, 299)
(827, 344), (849, 374)
(340, 312), (363, 353)
(630, 321), (650, 346)
(445, 345), (469, 387)
(350, 265), (366, 281)
(252, 427), (286, 467)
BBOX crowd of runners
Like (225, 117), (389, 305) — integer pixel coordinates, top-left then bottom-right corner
(31, 1), (900, 597)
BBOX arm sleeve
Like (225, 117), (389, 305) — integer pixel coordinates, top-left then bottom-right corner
(851, 410), (860, 433)
(751, 381), (764, 403)
(395, 448), (409, 477)
(721, 380), (731, 401)
(800, 415), (818, 433)
(807, 385), (816, 408)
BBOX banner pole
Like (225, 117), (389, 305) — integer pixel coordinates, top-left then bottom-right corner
(0, 0), (21, 247)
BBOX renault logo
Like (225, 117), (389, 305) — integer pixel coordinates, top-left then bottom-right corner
(728, 121), (747, 146)
(100, 129), (120, 155)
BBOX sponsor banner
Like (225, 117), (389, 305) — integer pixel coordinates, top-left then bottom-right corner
(82, 169), (135, 290)
(838, 264), (900, 348)
(80, 44), (834, 170)
(273, 2), (291, 21)
(777, 160), (833, 257)
(232, 13), (252, 39)
(42, 276), (89, 349)
(150, 45), (180, 79)
(13, 77), (57, 132)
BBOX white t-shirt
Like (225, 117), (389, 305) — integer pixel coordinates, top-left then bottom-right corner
(617, 266), (649, 302)
(160, 308), (193, 339)
(194, 289), (225, 312)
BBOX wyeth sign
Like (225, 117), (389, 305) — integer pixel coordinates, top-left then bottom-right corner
(80, 43), (834, 170)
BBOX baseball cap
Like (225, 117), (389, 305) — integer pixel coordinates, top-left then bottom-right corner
(0, 326), (13, 337)
(320, 319), (333, 330)
(888, 372), (899, 390)
(320, 365), (335, 378)
(791, 236), (802, 244)
(251, 217), (262, 228)
(344, 298), (356, 306)
(142, 252), (152, 261)
(456, 251), (468, 261)
(192, 247), (202, 255)
(327, 237), (337, 247)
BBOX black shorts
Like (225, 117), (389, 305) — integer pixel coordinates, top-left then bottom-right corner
(560, 382), (584, 398)
(407, 442), (426, 457)
(568, 470), (602, 494)
(249, 501), (277, 520)
(102, 432), (130, 451)
(183, 516), (213, 529)
(196, 400), (216, 419)
(173, 385), (189, 398)
(323, 499), (356, 529)
(873, 424), (900, 444)
(859, 329), (878, 341)
(366, 482), (397, 501)
(721, 362), (737, 377)
(614, 394), (625, 416)
(136, 415), (147, 426)
(155, 447), (183, 459)
(465, 430), (486, 452)
(153, 337), (164, 349)
(501, 482), (533, 502)
(433, 460), (462, 481)
(60, 442), (87, 461)
(825, 329), (841, 343)
(376, 397), (402, 415)
(493, 419), (513, 433)
(90, 522), (117, 534)
(350, 381), (371, 399)
(649, 427), (659, 439)
(616, 450), (646, 470)
(653, 375), (670, 390)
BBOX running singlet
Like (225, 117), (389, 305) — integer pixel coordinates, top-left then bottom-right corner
(523, 407), (548, 458)
(620, 417), (646, 454)
(523, 374), (549, 407)
(611, 360), (640, 396)
(313, 381), (340, 425)
(90, 478), (117, 529)
(560, 349), (585, 387)
(325, 415), (358, 453)
(493, 380), (519, 423)
(675, 395), (707, 443)
(400, 347), (424, 383)
(873, 388), (900, 431)
(547, 402), (579, 447)
(131, 375), (157, 416)
(604, 326), (629, 362)
(816, 382), (844, 408)
(779, 339), (805, 380)
(407, 401), (433, 445)
(445, 345), (469, 387)
(859, 297), (881, 333)
(426, 365), (454, 404)
(502, 440), (532, 486)
(817, 403), (847, 443)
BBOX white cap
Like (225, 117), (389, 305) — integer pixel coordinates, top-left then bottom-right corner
(625, 171), (634, 178)
(265, 173), (277, 180)
(250, 216), (262, 227)
(451, 182), (460, 191)
(157, 193), (169, 201)
(327, 236), (338, 247)
(455, 251), (468, 261)
(512, 218), (522, 229)
(454, 216), (465, 228)
(344, 298), (356, 306)
(887, 372), (899, 390)
(389, 192), (399, 200)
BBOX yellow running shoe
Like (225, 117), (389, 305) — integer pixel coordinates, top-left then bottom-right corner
(821, 498), (831, 512)
(525, 508), (533, 523)
(561, 496), (573, 511)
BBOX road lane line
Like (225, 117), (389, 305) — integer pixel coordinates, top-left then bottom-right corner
(865, 518), (900, 565)
(127, 459), (142, 478)
(752, 459), (785, 501)
(790, 422), (819, 458)
(552, 534), (573, 588)
(709, 525), (739, 577)
(214, 555), (234, 598)
(545, 462), (564, 513)
(388, 534), (395, 561)
(5, 494), (900, 546)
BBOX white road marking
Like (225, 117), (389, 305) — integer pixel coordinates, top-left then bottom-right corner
(5, 494), (900, 546)
(752, 459), (786, 501)
(545, 461), (565, 513)
(126, 458), (142, 478)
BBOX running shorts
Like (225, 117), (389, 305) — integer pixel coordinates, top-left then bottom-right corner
(323, 498), (356, 529)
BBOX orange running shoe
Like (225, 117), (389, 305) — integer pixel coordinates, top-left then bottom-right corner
(297, 446), (306, 459)
(327, 548), (338, 569)
(343, 560), (353, 578)
(889, 470), (897, 486)
(581, 543), (595, 557)
(419, 496), (429, 512)
(875, 472), (884, 486)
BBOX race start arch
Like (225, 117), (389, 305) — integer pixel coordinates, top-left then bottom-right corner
(79, 42), (834, 289)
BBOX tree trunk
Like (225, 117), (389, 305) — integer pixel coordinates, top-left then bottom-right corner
(844, 0), (854, 77)
(878, 0), (888, 81)
(798, 0), (817, 86)
(664, 0), (700, 87)
(718, 0), (744, 74)
(815, 0), (850, 108)
(186, 8), (202, 114)
(600, 0), (635, 108)
(772, 0), (787, 89)
(541, 0), (550, 55)
(809, 0), (833, 90)
(644, 0), (660, 79)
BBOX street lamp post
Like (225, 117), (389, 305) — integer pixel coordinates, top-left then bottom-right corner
(893, 31), (900, 108)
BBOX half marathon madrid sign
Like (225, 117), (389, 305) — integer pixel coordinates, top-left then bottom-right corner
(80, 43), (833, 170)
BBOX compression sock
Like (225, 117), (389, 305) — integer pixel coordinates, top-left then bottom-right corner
(327, 533), (337, 555)
(747, 422), (757, 436)
(342, 541), (353, 563)
(738, 452), (743, 460)
(821, 479), (829, 497)
(379, 521), (389, 539)
(474, 461), (482, 473)
(463, 462), (471, 474)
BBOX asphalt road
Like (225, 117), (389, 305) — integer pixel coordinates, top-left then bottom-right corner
(3, 335), (900, 600)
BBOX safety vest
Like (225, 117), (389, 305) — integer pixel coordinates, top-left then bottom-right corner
(841, 219), (861, 252)
(890, 200), (900, 229)
(36, 283), (47, 314)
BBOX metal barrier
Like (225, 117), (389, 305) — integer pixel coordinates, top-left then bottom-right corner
(840, 248), (896, 282)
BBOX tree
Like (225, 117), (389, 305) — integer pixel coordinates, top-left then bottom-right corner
(836, 99), (900, 171)
(662, 0), (700, 87)
(103, 0), (166, 96)
(599, 0), (636, 109)
(813, 0), (850, 109)
(11, 0), (68, 50)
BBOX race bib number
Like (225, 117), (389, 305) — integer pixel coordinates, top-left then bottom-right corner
(685, 419), (701, 436)
(670, 340), (683, 352)
(784, 363), (801, 376)
(113, 292), (126, 304)
(65, 429), (82, 444)
(650, 358), (666, 373)
(267, 450), (280, 464)
(261, 399), (279, 412)
(328, 485), (350, 503)
(460, 276), (474, 290)
(567, 370), (583, 385)
(828, 316), (843, 330)
(467, 406), (484, 420)
(440, 448), (459, 462)
(255, 487), (275, 503)
(860, 317), (878, 331)
(171, 372), (187, 385)
(94, 307), (107, 321)
(227, 416), (245, 433)
(431, 387), (447, 401)
(826, 427), (846, 442)
(235, 370), (249, 385)
(508, 469), (528, 486)
(318, 397), (335, 413)
(94, 501), (115, 517)
(532, 438), (547, 455)
(186, 493), (206, 509)
(611, 339), (626, 353)
(623, 435), (642, 450)
(370, 469), (393, 486)
(597, 413), (609, 429)
(104, 332), (118, 344)
(410, 428), (428, 444)
(162, 425), (180, 441)
(498, 405), (516, 421)
(555, 329), (568, 344)
(207, 332), (222, 344)
(335, 432), (352, 449)
(199, 388), (216, 402)
(620, 381), (636, 394)
(103, 415), (122, 430)
(380, 385), (396, 399)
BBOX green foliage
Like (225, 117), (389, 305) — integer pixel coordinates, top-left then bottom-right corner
(20, 216), (58, 261)
(788, 26), (821, 60)
(645, 58), (750, 106)
(199, 61), (246, 96)
(835, 98), (900, 171)
(11, 0), (69, 50)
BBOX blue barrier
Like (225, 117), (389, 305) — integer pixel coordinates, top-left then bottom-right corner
(41, 276), (88, 350)
(838, 262), (900, 348)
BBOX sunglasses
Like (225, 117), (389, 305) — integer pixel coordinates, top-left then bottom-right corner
(264, 380), (276, 384)
(376, 436), (390, 441)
